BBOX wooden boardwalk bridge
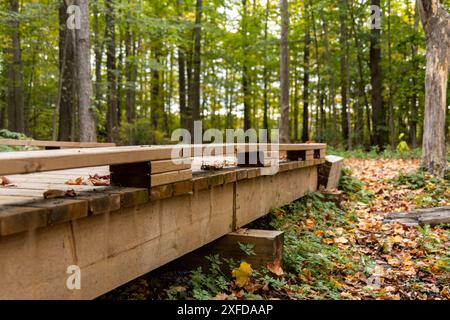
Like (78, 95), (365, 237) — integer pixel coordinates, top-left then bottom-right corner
(0, 142), (327, 299)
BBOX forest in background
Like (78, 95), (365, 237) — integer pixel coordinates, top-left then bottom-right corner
(0, 0), (449, 149)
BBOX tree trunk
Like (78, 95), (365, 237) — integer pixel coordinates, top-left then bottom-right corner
(105, 0), (118, 142)
(7, 0), (25, 134)
(370, 0), (387, 149)
(241, 0), (251, 132)
(76, 0), (96, 142)
(418, 0), (450, 177)
(58, 0), (75, 141)
(263, 0), (270, 130)
(125, 6), (137, 124)
(177, 3), (187, 130)
(93, 0), (103, 125)
(301, 1), (310, 143)
(387, 0), (396, 149)
(188, 0), (202, 136)
(151, 47), (162, 131)
(321, 9), (337, 143)
(311, 2), (322, 142)
(339, 0), (349, 147)
(280, 0), (290, 143)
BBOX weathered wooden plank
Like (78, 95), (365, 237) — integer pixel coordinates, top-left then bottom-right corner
(104, 188), (149, 208)
(318, 155), (344, 190)
(0, 146), (183, 175)
(150, 184), (173, 201)
(173, 180), (193, 196)
(151, 159), (191, 174)
(0, 206), (49, 236)
(151, 169), (192, 187)
(0, 139), (115, 148)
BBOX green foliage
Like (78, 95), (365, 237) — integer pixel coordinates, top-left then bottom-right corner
(238, 242), (256, 256)
(329, 146), (422, 160)
(189, 255), (231, 300)
(0, 129), (27, 140)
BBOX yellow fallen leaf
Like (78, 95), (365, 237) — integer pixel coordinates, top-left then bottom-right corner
(232, 262), (253, 288)
(300, 268), (312, 283)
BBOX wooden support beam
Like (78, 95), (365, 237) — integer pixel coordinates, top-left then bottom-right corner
(0, 146), (183, 176)
(318, 155), (344, 190)
(110, 162), (151, 189)
(163, 229), (284, 271)
(151, 169), (192, 187)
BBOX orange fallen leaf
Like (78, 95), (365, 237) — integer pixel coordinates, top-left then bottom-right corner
(65, 177), (84, 186)
(267, 259), (284, 276)
(305, 218), (315, 230)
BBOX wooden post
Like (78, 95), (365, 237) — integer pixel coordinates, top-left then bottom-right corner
(318, 155), (344, 190)
(163, 229), (284, 271)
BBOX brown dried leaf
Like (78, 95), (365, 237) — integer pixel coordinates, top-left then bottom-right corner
(267, 259), (284, 276)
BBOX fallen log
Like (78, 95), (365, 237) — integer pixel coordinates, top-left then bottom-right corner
(384, 207), (450, 226)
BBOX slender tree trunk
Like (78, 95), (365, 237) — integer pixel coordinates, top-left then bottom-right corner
(58, 0), (75, 141)
(293, 49), (300, 142)
(387, 0), (396, 149)
(321, 9), (337, 142)
(105, 0), (118, 142)
(76, 0), (96, 142)
(241, 0), (251, 131)
(93, 0), (103, 123)
(311, 2), (322, 142)
(177, 0), (188, 130)
(7, 0), (25, 134)
(280, 0), (290, 143)
(418, 0), (450, 177)
(188, 0), (202, 136)
(263, 0), (270, 130)
(370, 0), (387, 149)
(351, 9), (370, 145)
(339, 0), (349, 147)
(125, 6), (137, 124)
(151, 48), (162, 131)
(409, 3), (420, 149)
(301, 1), (310, 143)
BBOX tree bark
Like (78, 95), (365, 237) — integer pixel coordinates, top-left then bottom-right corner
(93, 0), (103, 125)
(241, 0), (251, 132)
(177, 0), (188, 130)
(339, 0), (349, 147)
(321, 9), (337, 143)
(76, 0), (96, 142)
(7, 0), (25, 134)
(370, 0), (388, 149)
(188, 0), (202, 136)
(58, 0), (75, 141)
(105, 0), (118, 142)
(125, 4), (137, 124)
(418, 0), (450, 177)
(280, 0), (290, 143)
(301, 1), (310, 143)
